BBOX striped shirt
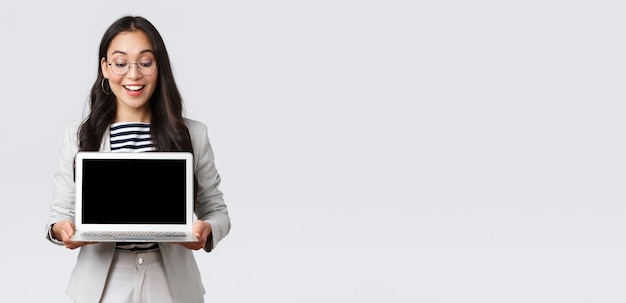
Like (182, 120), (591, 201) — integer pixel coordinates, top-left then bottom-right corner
(110, 122), (155, 152)
(110, 122), (158, 252)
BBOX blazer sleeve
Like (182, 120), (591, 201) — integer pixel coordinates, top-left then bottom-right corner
(187, 119), (231, 252)
(45, 121), (81, 245)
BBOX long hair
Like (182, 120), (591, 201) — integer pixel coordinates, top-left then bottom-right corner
(79, 16), (192, 153)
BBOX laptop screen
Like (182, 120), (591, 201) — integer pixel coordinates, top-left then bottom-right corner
(81, 158), (187, 224)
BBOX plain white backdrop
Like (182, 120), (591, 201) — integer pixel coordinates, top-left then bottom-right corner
(1, 0), (625, 302)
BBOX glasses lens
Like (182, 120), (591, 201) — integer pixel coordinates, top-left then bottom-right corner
(109, 60), (157, 75)
(111, 60), (129, 75)
(138, 60), (156, 75)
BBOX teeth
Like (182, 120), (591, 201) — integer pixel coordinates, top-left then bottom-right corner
(124, 85), (144, 91)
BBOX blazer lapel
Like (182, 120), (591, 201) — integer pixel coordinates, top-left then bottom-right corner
(99, 127), (112, 151)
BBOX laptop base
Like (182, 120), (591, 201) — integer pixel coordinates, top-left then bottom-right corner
(72, 232), (199, 242)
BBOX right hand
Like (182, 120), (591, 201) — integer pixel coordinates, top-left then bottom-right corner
(52, 219), (96, 250)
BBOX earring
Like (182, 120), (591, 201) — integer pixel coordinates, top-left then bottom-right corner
(101, 78), (112, 95)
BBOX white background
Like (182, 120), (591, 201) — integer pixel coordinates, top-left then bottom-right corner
(1, 1), (625, 302)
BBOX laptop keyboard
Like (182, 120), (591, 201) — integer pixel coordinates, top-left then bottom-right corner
(80, 231), (188, 238)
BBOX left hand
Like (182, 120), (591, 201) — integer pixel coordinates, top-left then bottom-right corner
(178, 220), (212, 250)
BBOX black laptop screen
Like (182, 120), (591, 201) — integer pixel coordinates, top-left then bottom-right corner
(81, 158), (187, 224)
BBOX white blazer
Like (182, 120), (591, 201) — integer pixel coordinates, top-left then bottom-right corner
(45, 118), (231, 303)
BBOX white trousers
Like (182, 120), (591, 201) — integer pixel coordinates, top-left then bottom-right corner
(100, 250), (174, 303)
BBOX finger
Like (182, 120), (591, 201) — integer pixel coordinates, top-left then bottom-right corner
(60, 229), (72, 242)
(178, 242), (201, 250)
(67, 241), (92, 250)
(189, 235), (204, 249)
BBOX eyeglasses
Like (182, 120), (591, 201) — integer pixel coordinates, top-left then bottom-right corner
(107, 59), (157, 76)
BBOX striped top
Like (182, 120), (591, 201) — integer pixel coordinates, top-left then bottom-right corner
(110, 122), (155, 152)
(110, 122), (158, 252)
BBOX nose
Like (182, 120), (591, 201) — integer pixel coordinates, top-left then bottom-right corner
(126, 63), (142, 79)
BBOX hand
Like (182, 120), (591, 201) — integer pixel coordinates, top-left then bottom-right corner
(52, 219), (97, 250)
(178, 220), (212, 250)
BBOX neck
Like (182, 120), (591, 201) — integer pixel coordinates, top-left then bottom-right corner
(115, 108), (151, 123)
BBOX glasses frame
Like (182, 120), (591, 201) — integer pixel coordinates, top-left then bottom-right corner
(106, 59), (158, 76)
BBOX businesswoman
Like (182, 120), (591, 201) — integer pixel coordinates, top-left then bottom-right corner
(45, 15), (231, 303)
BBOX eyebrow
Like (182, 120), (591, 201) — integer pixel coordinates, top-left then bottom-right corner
(111, 49), (155, 56)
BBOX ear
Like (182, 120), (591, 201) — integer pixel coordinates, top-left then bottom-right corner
(101, 57), (110, 79)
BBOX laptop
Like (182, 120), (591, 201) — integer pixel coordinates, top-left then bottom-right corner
(71, 151), (199, 242)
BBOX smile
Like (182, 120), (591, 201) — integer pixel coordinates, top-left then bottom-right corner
(124, 85), (145, 91)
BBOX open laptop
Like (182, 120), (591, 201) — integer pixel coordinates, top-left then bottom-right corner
(71, 151), (199, 242)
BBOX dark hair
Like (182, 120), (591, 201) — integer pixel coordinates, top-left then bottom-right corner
(78, 16), (192, 153)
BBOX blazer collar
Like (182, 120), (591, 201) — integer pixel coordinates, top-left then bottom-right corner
(99, 127), (112, 151)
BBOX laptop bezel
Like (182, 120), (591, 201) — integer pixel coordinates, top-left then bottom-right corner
(74, 151), (195, 233)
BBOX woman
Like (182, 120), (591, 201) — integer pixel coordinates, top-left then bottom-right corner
(45, 15), (231, 303)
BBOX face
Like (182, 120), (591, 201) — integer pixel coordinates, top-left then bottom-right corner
(101, 30), (158, 122)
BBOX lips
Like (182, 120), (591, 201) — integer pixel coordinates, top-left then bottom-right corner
(123, 85), (145, 96)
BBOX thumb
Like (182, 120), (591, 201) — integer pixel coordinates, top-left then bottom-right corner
(60, 227), (74, 241)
